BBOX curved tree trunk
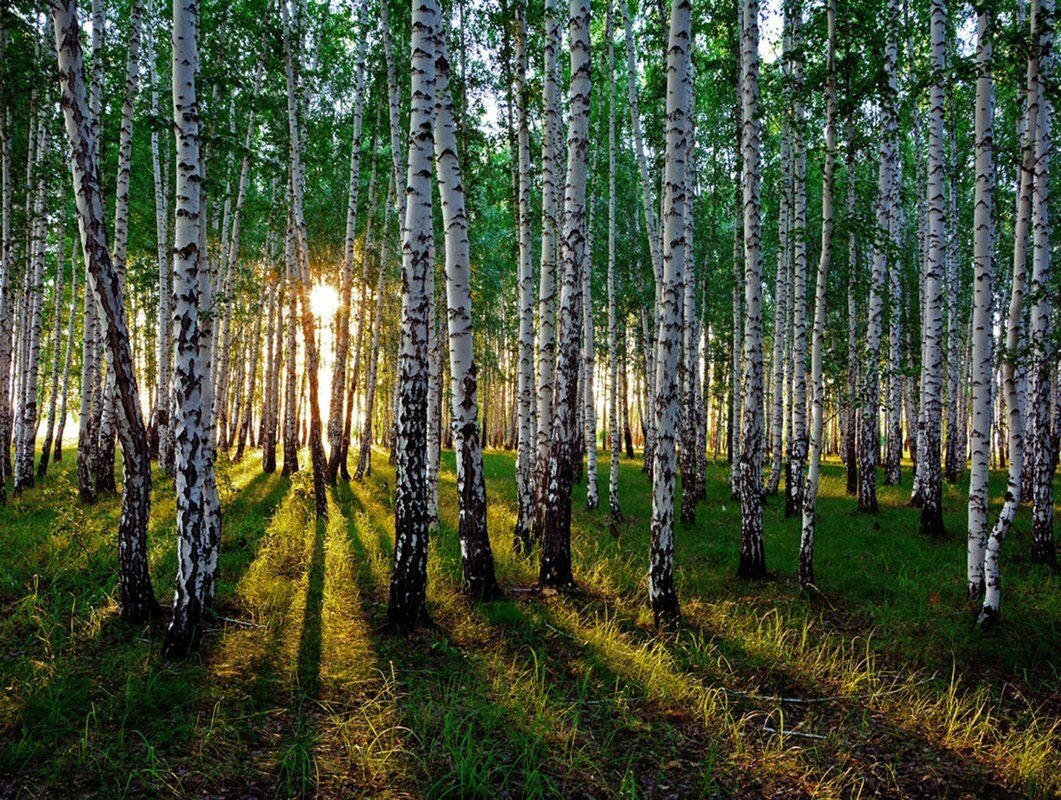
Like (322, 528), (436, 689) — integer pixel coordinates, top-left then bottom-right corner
(52, 0), (159, 624)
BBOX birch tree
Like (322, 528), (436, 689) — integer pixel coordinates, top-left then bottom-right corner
(532, 0), (561, 537)
(606, 0), (622, 523)
(434, 23), (499, 600)
(1028, 0), (1055, 568)
(326, 25), (369, 484)
(51, 0), (159, 624)
(967, 2), (994, 601)
(737, 0), (767, 579)
(860, 0), (900, 514)
(920, 0), (947, 538)
(648, 0), (692, 625)
(799, 0), (835, 590)
(162, 0), (223, 657)
(539, 0), (590, 590)
(513, 0), (536, 551)
(388, 0), (438, 628)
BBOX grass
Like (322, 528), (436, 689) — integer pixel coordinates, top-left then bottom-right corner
(0, 444), (1057, 798)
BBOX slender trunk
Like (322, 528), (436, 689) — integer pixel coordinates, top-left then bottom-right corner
(737, 0), (766, 579)
(513, 0), (536, 550)
(53, 250), (78, 461)
(52, 0), (159, 624)
(786, 0), (807, 519)
(1028, 0), (1055, 567)
(799, 0), (835, 590)
(844, 127), (858, 496)
(623, 0), (662, 474)
(433, 26), (499, 599)
(281, 0), (327, 520)
(968, 4), (995, 602)
(920, 0), (948, 537)
(539, 0), (590, 590)
(649, 0), (691, 625)
(607, 0), (622, 522)
(326, 30), (369, 483)
(38, 191), (67, 478)
(532, 0), (562, 539)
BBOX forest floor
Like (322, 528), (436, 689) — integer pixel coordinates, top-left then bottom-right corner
(0, 446), (1057, 799)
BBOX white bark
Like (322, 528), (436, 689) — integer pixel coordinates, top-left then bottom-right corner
(799, 0), (835, 589)
(738, 0), (766, 578)
(163, 0), (220, 656)
(389, 0), (438, 628)
(920, 0), (948, 537)
(967, 5), (995, 602)
(649, 0), (691, 625)
(514, 0), (536, 549)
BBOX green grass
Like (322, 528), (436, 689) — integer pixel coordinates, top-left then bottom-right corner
(0, 446), (1057, 798)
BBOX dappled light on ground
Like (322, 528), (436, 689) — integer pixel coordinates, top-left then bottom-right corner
(0, 450), (1057, 798)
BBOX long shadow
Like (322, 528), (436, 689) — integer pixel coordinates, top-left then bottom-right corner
(274, 515), (326, 799)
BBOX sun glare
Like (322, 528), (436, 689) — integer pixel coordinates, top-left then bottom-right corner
(310, 283), (340, 320)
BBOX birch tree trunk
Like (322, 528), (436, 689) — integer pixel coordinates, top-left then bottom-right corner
(582, 186), (598, 511)
(1028, 0), (1056, 567)
(53, 250), (78, 462)
(785, 0), (808, 519)
(94, 0), (144, 496)
(38, 193), (66, 478)
(539, 0), (590, 590)
(919, 0), (948, 538)
(737, 0), (767, 579)
(14, 121), (48, 492)
(606, 0), (622, 523)
(979, 0), (1038, 623)
(52, 0), (159, 624)
(355, 178), (394, 481)
(281, 0), (328, 520)
(388, 0), (438, 629)
(148, 21), (173, 471)
(859, 0), (899, 514)
(0, 106), (12, 503)
(433, 25), (499, 600)
(844, 126), (858, 496)
(326, 28), (368, 483)
(281, 212), (299, 475)
(532, 0), (562, 538)
(161, 0), (223, 656)
(623, 0), (662, 474)
(513, 0), (536, 551)
(649, 0), (691, 625)
(799, 0), (835, 590)
(967, 3), (995, 602)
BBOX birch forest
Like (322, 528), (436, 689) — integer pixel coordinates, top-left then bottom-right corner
(0, 0), (1058, 796)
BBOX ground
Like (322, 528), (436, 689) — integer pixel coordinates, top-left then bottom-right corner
(0, 446), (1057, 799)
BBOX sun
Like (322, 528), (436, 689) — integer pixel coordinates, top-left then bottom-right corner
(309, 283), (340, 319)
